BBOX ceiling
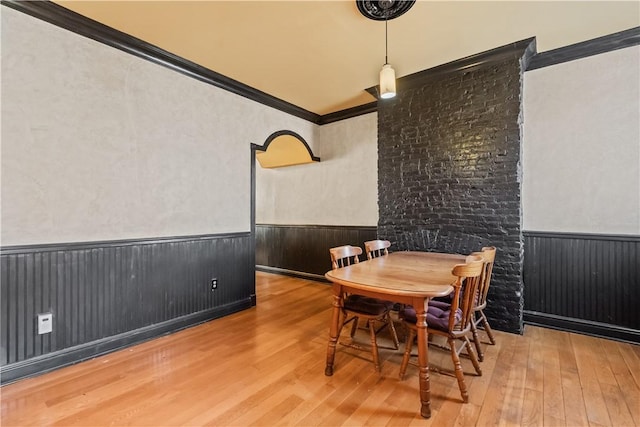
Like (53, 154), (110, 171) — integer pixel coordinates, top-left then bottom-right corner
(53, 1), (639, 116)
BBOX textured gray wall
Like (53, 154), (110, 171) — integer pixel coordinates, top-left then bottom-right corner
(523, 46), (640, 235)
(1, 7), (315, 245)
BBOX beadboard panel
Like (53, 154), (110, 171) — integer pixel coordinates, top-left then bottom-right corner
(255, 224), (377, 278)
(0, 233), (254, 383)
(523, 231), (639, 342)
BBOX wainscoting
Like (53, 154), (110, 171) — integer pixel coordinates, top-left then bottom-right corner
(0, 232), (254, 384)
(523, 231), (639, 343)
(256, 226), (639, 343)
(255, 224), (377, 280)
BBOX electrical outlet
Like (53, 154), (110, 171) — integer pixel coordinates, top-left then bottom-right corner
(211, 278), (218, 291)
(37, 313), (53, 335)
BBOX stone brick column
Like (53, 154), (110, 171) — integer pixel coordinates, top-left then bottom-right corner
(377, 55), (526, 334)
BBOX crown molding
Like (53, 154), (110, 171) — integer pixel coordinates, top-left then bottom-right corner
(1, 0), (324, 124)
(366, 28), (639, 97)
(2, 0), (376, 125)
(366, 37), (536, 98)
(8, 1), (637, 124)
(318, 102), (378, 125)
(527, 26), (640, 71)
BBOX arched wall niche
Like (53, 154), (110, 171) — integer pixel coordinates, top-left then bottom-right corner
(254, 130), (320, 169)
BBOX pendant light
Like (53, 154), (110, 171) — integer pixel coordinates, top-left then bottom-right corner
(379, 16), (396, 99)
(356, 0), (415, 99)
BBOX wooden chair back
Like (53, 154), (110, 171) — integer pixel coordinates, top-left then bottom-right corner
(449, 256), (484, 333)
(329, 245), (362, 270)
(469, 246), (496, 310)
(364, 240), (391, 260)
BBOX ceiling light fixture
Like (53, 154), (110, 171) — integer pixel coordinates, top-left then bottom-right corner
(356, 0), (415, 100)
(379, 13), (396, 99)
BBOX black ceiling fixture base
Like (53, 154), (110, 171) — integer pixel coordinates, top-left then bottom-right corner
(356, 0), (416, 21)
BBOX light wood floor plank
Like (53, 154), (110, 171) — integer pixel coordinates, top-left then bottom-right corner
(520, 389), (544, 427)
(524, 325), (545, 393)
(600, 382), (636, 427)
(542, 330), (566, 425)
(474, 332), (518, 426)
(561, 366), (589, 427)
(612, 364), (640, 426)
(603, 341), (640, 426)
(1, 272), (639, 427)
(571, 333), (614, 426)
(499, 331), (529, 426)
(618, 341), (640, 390)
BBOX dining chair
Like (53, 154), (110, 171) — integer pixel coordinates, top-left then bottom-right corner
(329, 245), (399, 372)
(365, 239), (405, 314)
(364, 239), (391, 260)
(398, 255), (484, 403)
(330, 245), (362, 269)
(469, 246), (497, 362)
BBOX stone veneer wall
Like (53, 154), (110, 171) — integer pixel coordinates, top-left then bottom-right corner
(377, 56), (525, 334)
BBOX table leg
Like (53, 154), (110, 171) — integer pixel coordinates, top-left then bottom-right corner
(414, 297), (432, 418)
(325, 284), (342, 376)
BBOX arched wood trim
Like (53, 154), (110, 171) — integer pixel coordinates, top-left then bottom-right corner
(253, 130), (320, 169)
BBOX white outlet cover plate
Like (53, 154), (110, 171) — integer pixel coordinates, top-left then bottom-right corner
(37, 313), (53, 334)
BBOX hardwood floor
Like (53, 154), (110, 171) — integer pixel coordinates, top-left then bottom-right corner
(2, 272), (639, 426)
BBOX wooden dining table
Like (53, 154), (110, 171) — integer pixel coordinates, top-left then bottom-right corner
(324, 250), (467, 419)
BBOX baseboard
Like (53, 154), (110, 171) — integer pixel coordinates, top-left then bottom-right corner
(255, 265), (330, 283)
(0, 298), (253, 385)
(523, 311), (640, 344)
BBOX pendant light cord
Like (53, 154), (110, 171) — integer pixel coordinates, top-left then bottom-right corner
(385, 17), (389, 65)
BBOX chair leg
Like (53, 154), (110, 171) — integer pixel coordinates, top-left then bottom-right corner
(471, 317), (484, 362)
(368, 320), (381, 372)
(399, 327), (415, 380)
(464, 336), (482, 376)
(448, 337), (469, 403)
(480, 310), (496, 345)
(349, 316), (359, 338)
(387, 314), (400, 350)
(336, 310), (351, 340)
